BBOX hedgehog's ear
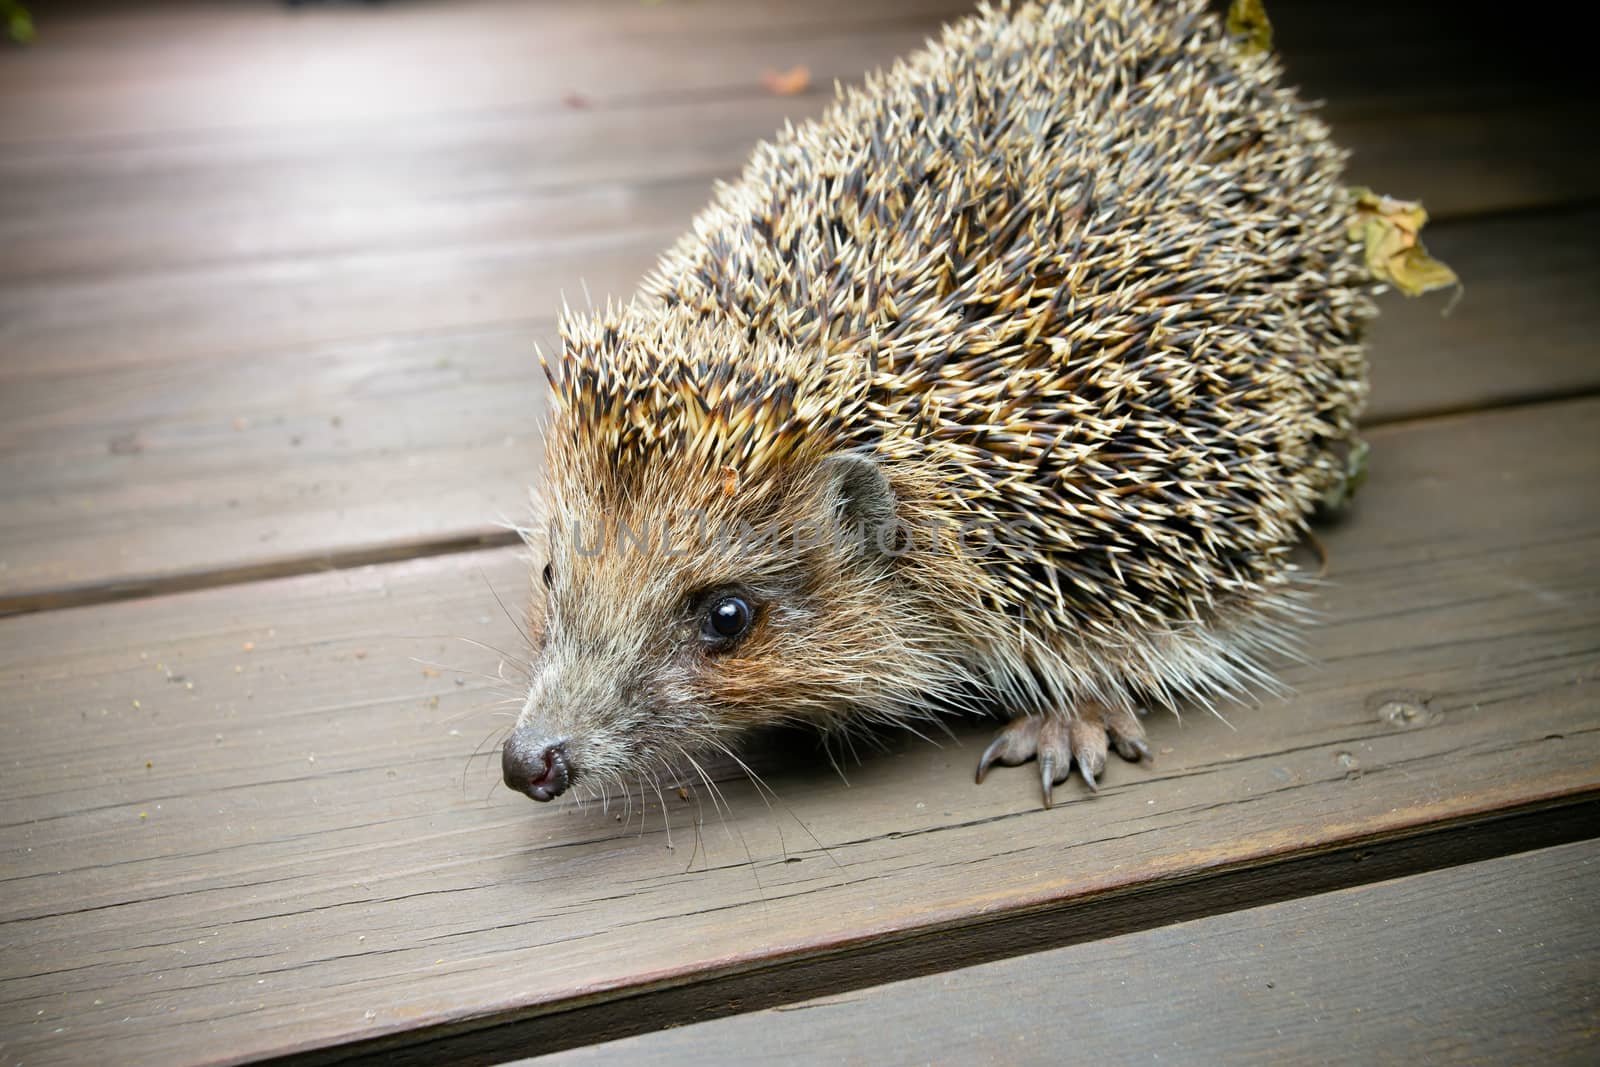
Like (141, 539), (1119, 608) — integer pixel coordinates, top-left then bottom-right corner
(814, 453), (897, 557)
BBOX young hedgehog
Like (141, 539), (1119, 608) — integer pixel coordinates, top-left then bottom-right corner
(502, 0), (1448, 809)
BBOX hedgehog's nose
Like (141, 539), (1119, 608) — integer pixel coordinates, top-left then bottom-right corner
(502, 729), (570, 802)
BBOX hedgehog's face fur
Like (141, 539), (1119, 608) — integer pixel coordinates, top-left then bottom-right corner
(497, 306), (956, 802)
(506, 446), (932, 802)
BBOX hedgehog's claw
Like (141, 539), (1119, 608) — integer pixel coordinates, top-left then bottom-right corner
(1065, 715), (1108, 794)
(976, 703), (1151, 806)
(975, 715), (1041, 784)
(1037, 717), (1072, 807)
(1096, 703), (1151, 767)
(1115, 736), (1152, 762)
(1078, 762), (1098, 792)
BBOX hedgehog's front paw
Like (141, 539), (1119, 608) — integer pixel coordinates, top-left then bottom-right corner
(975, 704), (1150, 807)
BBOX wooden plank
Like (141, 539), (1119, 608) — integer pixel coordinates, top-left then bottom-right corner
(533, 840), (1600, 1066)
(0, 0), (968, 146)
(1334, 101), (1600, 221)
(0, 98), (806, 287)
(0, 323), (547, 609)
(0, 204), (684, 380)
(4, 207), (1596, 612)
(1, 397), (1596, 1066)
(2, 79), (1591, 291)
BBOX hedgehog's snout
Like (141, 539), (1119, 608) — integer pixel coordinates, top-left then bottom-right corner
(502, 728), (571, 802)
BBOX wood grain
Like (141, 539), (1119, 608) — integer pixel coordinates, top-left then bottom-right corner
(1, 397), (1596, 1066)
(531, 840), (1600, 1067)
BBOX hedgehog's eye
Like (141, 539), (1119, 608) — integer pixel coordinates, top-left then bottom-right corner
(701, 595), (753, 648)
(541, 562), (554, 589)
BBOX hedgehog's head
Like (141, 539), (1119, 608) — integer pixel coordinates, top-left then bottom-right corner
(502, 307), (945, 803)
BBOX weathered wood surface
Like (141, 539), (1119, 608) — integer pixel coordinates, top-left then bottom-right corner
(1, 0), (1583, 146)
(0, 0), (968, 146)
(2, 1), (1598, 1062)
(3, 0), (1599, 611)
(3, 77), (1591, 290)
(2, 397), (1596, 1066)
(535, 840), (1600, 1066)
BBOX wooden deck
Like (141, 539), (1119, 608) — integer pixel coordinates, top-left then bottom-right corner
(1, 1), (1596, 1064)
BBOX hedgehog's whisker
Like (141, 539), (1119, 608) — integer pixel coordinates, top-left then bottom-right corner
(702, 735), (843, 873)
(477, 569), (536, 655)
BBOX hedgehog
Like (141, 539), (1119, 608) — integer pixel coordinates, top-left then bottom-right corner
(500, 0), (1452, 809)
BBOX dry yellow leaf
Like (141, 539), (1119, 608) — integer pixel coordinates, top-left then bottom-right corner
(1347, 187), (1460, 298)
(1227, 0), (1273, 56)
